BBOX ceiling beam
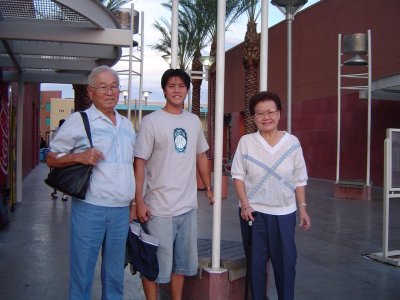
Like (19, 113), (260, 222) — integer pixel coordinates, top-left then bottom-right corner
(0, 41), (117, 59)
(54, 0), (118, 29)
(0, 21), (132, 47)
(1, 40), (22, 73)
(3, 70), (89, 84)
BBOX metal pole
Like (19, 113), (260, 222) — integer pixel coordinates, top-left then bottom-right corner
(16, 80), (24, 203)
(366, 30), (372, 186)
(211, 0), (226, 270)
(336, 34), (341, 183)
(259, 0), (269, 91)
(127, 3), (134, 123)
(383, 137), (389, 257)
(171, 0), (179, 69)
(138, 11), (144, 126)
(286, 15), (292, 133)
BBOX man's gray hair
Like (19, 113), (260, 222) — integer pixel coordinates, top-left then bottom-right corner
(88, 65), (119, 86)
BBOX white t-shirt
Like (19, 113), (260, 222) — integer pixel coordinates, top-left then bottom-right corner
(134, 109), (209, 217)
(231, 131), (308, 215)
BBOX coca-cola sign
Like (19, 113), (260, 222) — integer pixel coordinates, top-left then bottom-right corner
(0, 87), (10, 182)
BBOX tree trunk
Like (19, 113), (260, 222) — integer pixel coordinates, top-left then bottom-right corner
(73, 84), (92, 112)
(191, 49), (203, 117)
(243, 20), (260, 134)
(208, 38), (217, 159)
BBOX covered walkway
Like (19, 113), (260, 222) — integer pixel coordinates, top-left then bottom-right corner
(0, 163), (400, 299)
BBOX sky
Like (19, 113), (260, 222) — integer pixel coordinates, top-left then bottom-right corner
(41, 0), (320, 104)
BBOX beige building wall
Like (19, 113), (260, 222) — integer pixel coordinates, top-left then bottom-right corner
(50, 98), (74, 133)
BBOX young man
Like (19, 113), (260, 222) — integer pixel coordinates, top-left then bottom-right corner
(134, 69), (214, 300)
(47, 65), (136, 300)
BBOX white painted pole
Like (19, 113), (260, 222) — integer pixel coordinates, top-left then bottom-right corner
(383, 137), (389, 257)
(171, 0), (179, 69)
(259, 0), (269, 91)
(138, 11), (144, 126)
(287, 16), (292, 133)
(336, 34), (341, 183)
(211, 0), (226, 270)
(127, 3), (134, 124)
(16, 80), (24, 203)
(366, 30), (372, 186)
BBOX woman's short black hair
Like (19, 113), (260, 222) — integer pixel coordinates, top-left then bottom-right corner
(248, 91), (282, 115)
(161, 69), (191, 90)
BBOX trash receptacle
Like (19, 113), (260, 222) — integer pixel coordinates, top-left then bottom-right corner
(0, 188), (11, 228)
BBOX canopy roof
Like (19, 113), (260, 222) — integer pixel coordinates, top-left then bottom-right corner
(0, 0), (132, 84)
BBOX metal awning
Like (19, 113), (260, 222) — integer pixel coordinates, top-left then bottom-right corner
(359, 73), (400, 101)
(0, 0), (133, 84)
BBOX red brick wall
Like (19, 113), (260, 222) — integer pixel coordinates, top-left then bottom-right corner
(223, 0), (400, 186)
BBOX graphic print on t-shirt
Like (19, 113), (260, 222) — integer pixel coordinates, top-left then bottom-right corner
(174, 128), (187, 153)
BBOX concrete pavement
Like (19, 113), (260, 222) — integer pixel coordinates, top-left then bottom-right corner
(0, 163), (400, 299)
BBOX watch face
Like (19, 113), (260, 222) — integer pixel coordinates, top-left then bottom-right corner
(174, 128), (187, 153)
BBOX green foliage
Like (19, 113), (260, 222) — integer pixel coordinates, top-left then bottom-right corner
(98, 0), (132, 13)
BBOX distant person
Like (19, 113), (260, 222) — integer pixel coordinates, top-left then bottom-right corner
(50, 119), (68, 201)
(47, 65), (136, 300)
(40, 136), (47, 149)
(231, 91), (311, 300)
(134, 68), (213, 300)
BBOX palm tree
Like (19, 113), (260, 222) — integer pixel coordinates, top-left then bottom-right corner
(243, 0), (260, 134)
(181, 0), (251, 158)
(151, 1), (209, 117)
(74, 0), (132, 111)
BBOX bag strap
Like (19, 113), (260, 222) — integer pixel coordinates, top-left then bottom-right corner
(79, 111), (93, 148)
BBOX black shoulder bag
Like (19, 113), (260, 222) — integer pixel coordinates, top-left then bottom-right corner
(44, 112), (93, 200)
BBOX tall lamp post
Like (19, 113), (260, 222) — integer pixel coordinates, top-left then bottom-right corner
(271, 0), (307, 133)
(122, 90), (128, 104)
(189, 55), (215, 112)
(142, 90), (152, 105)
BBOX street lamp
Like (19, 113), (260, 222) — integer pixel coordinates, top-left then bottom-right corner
(271, 0), (307, 133)
(142, 90), (152, 105)
(122, 90), (128, 105)
(190, 55), (215, 81)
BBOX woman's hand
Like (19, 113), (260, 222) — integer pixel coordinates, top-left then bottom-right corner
(299, 207), (311, 230)
(240, 206), (255, 222)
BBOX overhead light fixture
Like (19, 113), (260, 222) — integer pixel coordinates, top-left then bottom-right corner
(343, 33), (368, 66)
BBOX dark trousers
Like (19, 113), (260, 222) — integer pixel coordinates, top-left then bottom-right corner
(240, 210), (297, 300)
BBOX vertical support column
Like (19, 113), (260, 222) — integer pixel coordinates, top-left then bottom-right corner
(366, 30), (372, 186)
(286, 16), (292, 133)
(383, 137), (389, 257)
(16, 80), (24, 203)
(171, 0), (179, 69)
(127, 4), (134, 125)
(211, 0), (226, 270)
(336, 34), (342, 184)
(259, 0), (269, 91)
(138, 11), (145, 126)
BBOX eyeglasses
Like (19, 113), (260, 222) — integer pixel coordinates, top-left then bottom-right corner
(254, 110), (279, 118)
(90, 85), (120, 94)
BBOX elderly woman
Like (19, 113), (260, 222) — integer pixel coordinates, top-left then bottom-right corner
(231, 91), (311, 300)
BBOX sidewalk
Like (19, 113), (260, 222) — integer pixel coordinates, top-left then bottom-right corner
(0, 163), (400, 299)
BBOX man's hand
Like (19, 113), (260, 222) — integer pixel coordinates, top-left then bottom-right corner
(136, 201), (152, 223)
(78, 148), (104, 166)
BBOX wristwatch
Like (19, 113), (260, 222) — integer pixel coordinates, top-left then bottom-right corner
(56, 153), (66, 159)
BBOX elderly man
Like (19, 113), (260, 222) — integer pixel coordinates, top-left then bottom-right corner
(47, 65), (136, 300)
